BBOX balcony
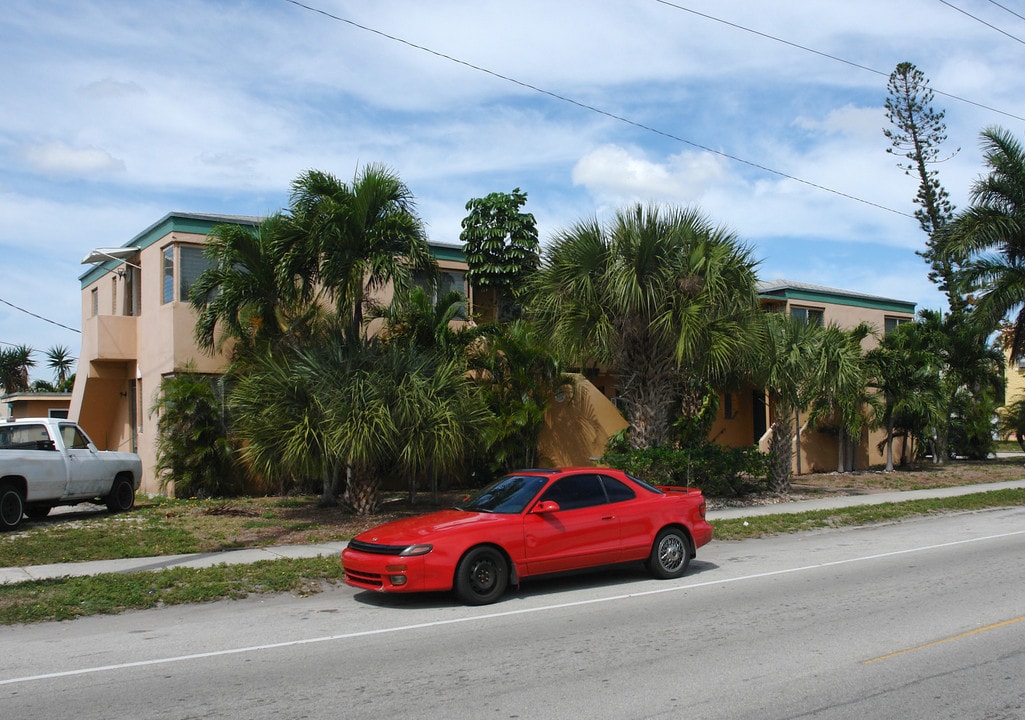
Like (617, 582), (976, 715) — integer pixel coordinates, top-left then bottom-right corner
(82, 314), (138, 362)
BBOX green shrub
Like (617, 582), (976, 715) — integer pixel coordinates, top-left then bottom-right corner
(601, 443), (767, 497)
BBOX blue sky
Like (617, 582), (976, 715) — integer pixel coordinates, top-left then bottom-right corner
(3, 0), (1024, 380)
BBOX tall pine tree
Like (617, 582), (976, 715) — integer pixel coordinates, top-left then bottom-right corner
(884, 61), (961, 311)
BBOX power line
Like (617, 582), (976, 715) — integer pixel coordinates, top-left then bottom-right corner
(280, 0), (914, 220)
(986, 0), (1025, 24)
(0, 297), (80, 334)
(653, 0), (1025, 122)
(939, 0), (1025, 45)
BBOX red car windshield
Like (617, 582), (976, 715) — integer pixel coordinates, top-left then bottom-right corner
(457, 474), (550, 513)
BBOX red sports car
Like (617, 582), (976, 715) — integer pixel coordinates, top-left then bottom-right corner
(341, 467), (713, 605)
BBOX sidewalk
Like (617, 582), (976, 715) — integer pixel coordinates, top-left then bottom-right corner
(3, 479), (1025, 585)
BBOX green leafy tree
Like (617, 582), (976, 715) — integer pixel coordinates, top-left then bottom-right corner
(190, 216), (299, 355)
(0, 344), (35, 394)
(151, 370), (239, 498)
(939, 127), (1025, 359)
(758, 312), (819, 492)
(230, 338), (489, 514)
(884, 61), (960, 310)
(460, 188), (540, 321)
(468, 320), (567, 474)
(865, 322), (942, 471)
(283, 165), (436, 343)
(44, 345), (75, 386)
(998, 395), (1025, 451)
(372, 287), (477, 358)
(530, 204), (764, 449)
(805, 323), (874, 472)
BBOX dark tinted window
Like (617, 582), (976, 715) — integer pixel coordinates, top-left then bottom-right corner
(601, 475), (636, 503)
(541, 474), (606, 510)
(459, 475), (548, 513)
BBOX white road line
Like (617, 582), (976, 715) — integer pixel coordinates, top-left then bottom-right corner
(4, 527), (1025, 687)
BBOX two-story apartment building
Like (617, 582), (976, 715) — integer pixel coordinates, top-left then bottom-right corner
(743, 280), (916, 472)
(72, 212), (477, 494)
(72, 213), (916, 493)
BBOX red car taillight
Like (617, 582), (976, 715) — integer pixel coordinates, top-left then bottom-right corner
(699, 500), (706, 518)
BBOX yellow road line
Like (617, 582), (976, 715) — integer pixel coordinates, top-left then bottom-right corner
(863, 615), (1025, 664)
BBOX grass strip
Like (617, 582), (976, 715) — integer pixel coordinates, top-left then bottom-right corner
(0, 556), (343, 625)
(712, 488), (1025, 540)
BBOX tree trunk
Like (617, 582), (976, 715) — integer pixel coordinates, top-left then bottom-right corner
(884, 415), (895, 472)
(767, 417), (794, 495)
(347, 467), (381, 516)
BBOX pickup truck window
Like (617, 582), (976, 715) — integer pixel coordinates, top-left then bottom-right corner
(0, 424), (56, 451)
(59, 424), (92, 450)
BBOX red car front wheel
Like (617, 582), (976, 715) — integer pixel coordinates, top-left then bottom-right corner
(454, 546), (509, 605)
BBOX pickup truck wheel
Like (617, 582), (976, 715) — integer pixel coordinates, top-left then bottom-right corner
(105, 476), (136, 513)
(0, 483), (24, 531)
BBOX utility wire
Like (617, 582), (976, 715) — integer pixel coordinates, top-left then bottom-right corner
(986, 0), (1025, 24)
(0, 297), (80, 334)
(281, 0), (914, 219)
(654, 0), (1025, 122)
(939, 0), (1025, 45)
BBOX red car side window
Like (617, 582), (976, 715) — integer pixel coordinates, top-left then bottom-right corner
(600, 475), (636, 503)
(540, 474), (606, 510)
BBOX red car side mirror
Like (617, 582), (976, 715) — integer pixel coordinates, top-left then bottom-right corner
(532, 500), (561, 514)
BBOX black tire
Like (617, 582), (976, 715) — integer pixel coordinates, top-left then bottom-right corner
(0, 482), (25, 531)
(454, 546), (509, 605)
(649, 527), (692, 579)
(24, 504), (53, 520)
(105, 476), (136, 513)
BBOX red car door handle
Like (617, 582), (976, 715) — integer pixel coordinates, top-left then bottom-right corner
(602, 515), (615, 521)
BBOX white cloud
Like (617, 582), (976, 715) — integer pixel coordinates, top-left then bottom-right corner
(21, 141), (126, 176)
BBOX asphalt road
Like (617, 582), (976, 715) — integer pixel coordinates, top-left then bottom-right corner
(2, 507), (1024, 720)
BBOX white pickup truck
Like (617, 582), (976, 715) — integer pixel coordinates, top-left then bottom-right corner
(0, 417), (142, 530)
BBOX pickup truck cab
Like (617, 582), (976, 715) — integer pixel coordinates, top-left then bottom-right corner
(0, 418), (142, 530)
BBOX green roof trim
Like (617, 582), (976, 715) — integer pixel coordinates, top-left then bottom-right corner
(80, 212), (466, 287)
(758, 286), (916, 314)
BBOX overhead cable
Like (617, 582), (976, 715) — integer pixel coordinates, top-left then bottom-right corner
(280, 0), (914, 219)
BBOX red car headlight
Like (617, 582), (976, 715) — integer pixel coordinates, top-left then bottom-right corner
(399, 544), (433, 557)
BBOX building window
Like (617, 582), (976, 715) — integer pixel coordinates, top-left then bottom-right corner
(179, 245), (211, 303)
(791, 306), (823, 326)
(111, 276), (118, 314)
(90, 288), (98, 317)
(412, 269), (467, 316)
(162, 246), (174, 304)
(884, 316), (910, 334)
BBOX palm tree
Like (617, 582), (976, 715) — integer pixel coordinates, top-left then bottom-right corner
(865, 322), (942, 472)
(468, 320), (568, 473)
(913, 309), (1004, 463)
(530, 204), (764, 449)
(44, 345), (75, 386)
(0, 344), (35, 394)
(229, 336), (490, 514)
(190, 215), (303, 355)
(938, 126), (1025, 359)
(759, 312), (819, 493)
(372, 287), (476, 357)
(151, 370), (239, 497)
(283, 165), (437, 343)
(805, 323), (874, 473)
